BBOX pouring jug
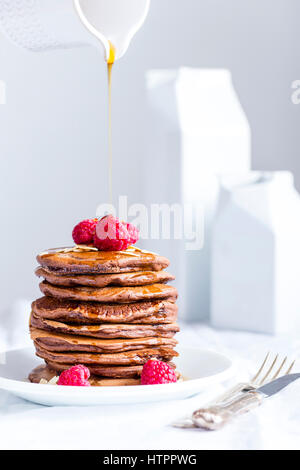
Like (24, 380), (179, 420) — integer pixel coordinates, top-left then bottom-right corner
(0, 0), (150, 60)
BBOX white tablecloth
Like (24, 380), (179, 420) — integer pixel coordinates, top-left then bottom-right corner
(0, 303), (299, 450)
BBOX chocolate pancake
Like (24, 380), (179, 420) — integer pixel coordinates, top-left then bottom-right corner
(36, 267), (175, 288)
(29, 364), (141, 386)
(44, 360), (176, 378)
(30, 327), (178, 353)
(32, 297), (178, 324)
(39, 281), (178, 303)
(30, 313), (180, 339)
(37, 247), (169, 274)
(35, 343), (179, 365)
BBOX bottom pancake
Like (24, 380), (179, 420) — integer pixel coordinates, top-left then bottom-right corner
(35, 343), (178, 366)
(45, 359), (176, 378)
(29, 364), (141, 386)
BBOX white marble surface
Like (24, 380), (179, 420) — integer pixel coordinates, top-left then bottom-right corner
(0, 316), (300, 450)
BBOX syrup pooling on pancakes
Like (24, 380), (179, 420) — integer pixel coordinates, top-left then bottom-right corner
(37, 246), (169, 274)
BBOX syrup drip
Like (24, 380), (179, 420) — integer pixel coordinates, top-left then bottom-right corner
(107, 41), (116, 205)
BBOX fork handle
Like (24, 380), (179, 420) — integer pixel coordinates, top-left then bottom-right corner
(212, 382), (251, 405)
(192, 391), (263, 431)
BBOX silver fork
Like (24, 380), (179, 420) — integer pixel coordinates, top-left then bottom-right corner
(213, 352), (295, 405)
(172, 353), (295, 429)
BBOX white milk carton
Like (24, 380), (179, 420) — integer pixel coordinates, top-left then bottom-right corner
(211, 172), (300, 334)
(145, 68), (251, 321)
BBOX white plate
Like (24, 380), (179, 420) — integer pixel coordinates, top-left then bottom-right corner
(0, 346), (234, 406)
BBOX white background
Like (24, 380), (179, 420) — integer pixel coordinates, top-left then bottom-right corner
(0, 0), (299, 310)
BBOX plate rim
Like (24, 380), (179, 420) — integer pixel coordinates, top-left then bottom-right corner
(0, 345), (234, 396)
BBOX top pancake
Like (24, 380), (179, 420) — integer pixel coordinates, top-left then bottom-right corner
(37, 246), (169, 274)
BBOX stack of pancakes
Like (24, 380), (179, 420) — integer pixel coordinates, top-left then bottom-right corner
(29, 246), (179, 386)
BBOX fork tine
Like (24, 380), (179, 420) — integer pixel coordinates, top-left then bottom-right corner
(271, 356), (287, 380)
(258, 353), (279, 386)
(251, 352), (270, 383)
(285, 360), (296, 375)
